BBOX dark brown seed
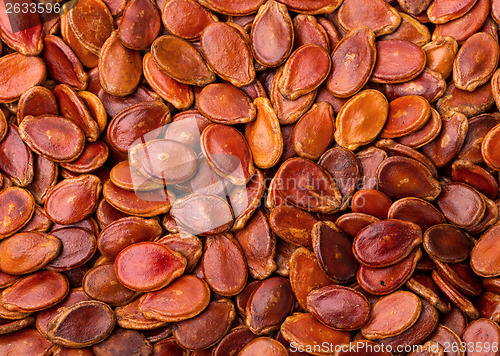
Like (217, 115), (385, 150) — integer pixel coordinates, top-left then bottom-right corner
(139, 275), (210, 322)
(202, 233), (247, 296)
(319, 147), (362, 209)
(274, 157), (342, 213)
(357, 248), (422, 295)
(98, 86), (160, 118)
(0, 124), (34, 187)
(338, 0), (401, 36)
(421, 111), (469, 168)
(357, 147), (388, 190)
(35, 288), (89, 337)
(18, 115), (85, 163)
(245, 276), (294, 335)
(250, 0), (293, 67)
(98, 31), (142, 97)
(269, 205), (318, 248)
(432, 269), (480, 319)
(174, 299), (236, 350)
(435, 182), (486, 229)
(151, 337), (184, 355)
(200, 22), (255, 87)
(201, 123), (255, 186)
(376, 299), (439, 350)
(459, 113), (500, 164)
(0, 232), (61, 275)
(170, 194), (233, 236)
(436, 82), (494, 118)
(129, 139), (198, 184)
(212, 326), (257, 356)
(1, 271), (69, 312)
(406, 273), (451, 313)
(197, 83), (256, 125)
(371, 40), (426, 83)
(42, 35), (88, 91)
(92, 328), (152, 356)
(278, 44), (331, 100)
(47, 301), (116, 347)
(326, 26), (376, 98)
(462, 319), (500, 356)
(102, 180), (172, 217)
(151, 35), (216, 86)
(307, 285), (370, 330)
(115, 242), (187, 292)
(292, 102), (335, 161)
(434, 260), (482, 297)
(162, 0), (217, 41)
(280, 313), (350, 353)
(29, 155), (59, 204)
(361, 291), (422, 340)
(353, 219), (422, 268)
(106, 101), (170, 154)
(289, 247), (334, 310)
(423, 224), (474, 263)
(385, 69), (446, 105)
(82, 264), (137, 306)
(118, 0), (161, 51)
(439, 307), (468, 337)
(98, 216), (162, 260)
(471, 223), (500, 278)
(45, 175), (101, 225)
(312, 221), (358, 283)
(376, 156), (441, 200)
(234, 209), (277, 280)
(0, 187), (35, 239)
(387, 197), (446, 232)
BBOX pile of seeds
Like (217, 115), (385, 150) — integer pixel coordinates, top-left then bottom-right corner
(1, 0), (500, 354)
